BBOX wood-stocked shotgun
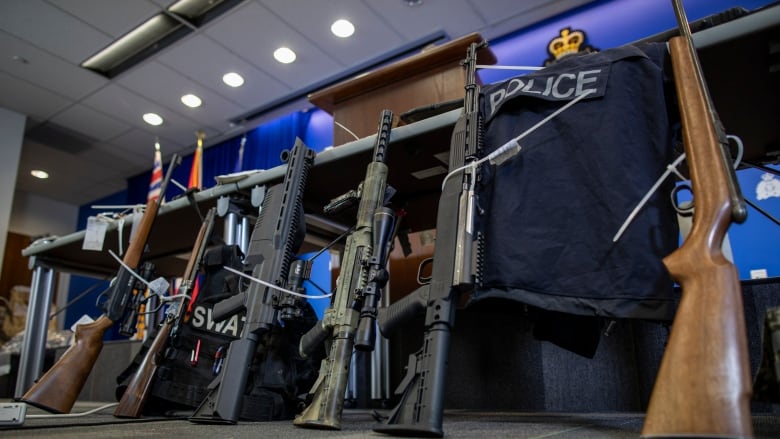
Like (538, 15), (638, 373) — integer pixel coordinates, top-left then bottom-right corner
(113, 207), (216, 418)
(19, 154), (180, 414)
(642, 0), (752, 437)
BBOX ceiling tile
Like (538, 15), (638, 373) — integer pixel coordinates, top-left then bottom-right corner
(464, 0), (597, 39)
(80, 83), (217, 152)
(0, 0), (113, 63)
(204, 1), (343, 89)
(47, 0), (161, 38)
(258, 0), (405, 66)
(116, 60), (244, 132)
(0, 32), (108, 100)
(105, 128), (189, 161)
(49, 103), (132, 142)
(467, 0), (591, 26)
(156, 34), (292, 111)
(367, 0), (485, 42)
(0, 71), (71, 121)
(16, 140), (108, 203)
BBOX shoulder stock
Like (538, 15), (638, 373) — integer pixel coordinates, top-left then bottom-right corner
(20, 315), (114, 413)
(114, 323), (172, 418)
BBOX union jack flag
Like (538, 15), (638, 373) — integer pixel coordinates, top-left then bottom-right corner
(148, 139), (163, 202)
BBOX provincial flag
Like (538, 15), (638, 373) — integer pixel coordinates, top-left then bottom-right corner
(188, 130), (204, 190)
(148, 139), (163, 202)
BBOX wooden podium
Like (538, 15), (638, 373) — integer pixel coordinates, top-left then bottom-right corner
(308, 33), (496, 145)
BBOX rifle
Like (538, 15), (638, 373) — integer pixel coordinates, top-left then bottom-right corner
(294, 110), (395, 430)
(373, 42), (485, 437)
(19, 154), (180, 414)
(642, 1), (751, 437)
(189, 138), (315, 424)
(114, 207), (216, 418)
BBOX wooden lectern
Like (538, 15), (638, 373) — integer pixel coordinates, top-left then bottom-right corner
(308, 32), (496, 145)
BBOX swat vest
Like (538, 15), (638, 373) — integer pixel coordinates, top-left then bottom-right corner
(116, 244), (323, 420)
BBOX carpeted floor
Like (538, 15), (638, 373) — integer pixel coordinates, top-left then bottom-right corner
(2, 401), (779, 438)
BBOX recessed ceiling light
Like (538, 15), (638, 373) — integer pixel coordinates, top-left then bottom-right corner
(273, 47), (296, 64)
(143, 112), (164, 126)
(181, 93), (202, 108)
(331, 19), (355, 38)
(31, 169), (49, 179)
(222, 72), (244, 87)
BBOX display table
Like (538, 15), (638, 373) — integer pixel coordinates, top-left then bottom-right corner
(15, 108), (461, 397)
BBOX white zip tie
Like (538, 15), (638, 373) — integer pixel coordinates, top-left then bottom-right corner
(107, 249), (169, 297)
(223, 265), (332, 299)
(612, 134), (744, 243)
(108, 249), (151, 287)
(612, 153), (687, 243)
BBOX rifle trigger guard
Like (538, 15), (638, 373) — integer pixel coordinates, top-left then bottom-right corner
(671, 183), (694, 216)
(417, 258), (434, 284)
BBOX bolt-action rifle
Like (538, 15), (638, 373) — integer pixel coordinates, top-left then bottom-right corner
(294, 110), (395, 430)
(642, 1), (751, 437)
(373, 42), (486, 437)
(19, 154), (180, 414)
(189, 139), (315, 424)
(114, 207), (216, 418)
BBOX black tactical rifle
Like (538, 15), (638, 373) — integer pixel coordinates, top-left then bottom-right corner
(189, 138), (316, 424)
(373, 42), (486, 437)
(294, 110), (395, 430)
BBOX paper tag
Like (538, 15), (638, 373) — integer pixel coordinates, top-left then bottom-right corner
(70, 314), (95, 332)
(82, 217), (108, 251)
(148, 277), (170, 297)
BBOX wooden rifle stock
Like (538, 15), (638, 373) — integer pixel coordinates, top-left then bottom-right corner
(20, 155), (179, 414)
(114, 207), (216, 418)
(641, 35), (753, 438)
(113, 323), (171, 418)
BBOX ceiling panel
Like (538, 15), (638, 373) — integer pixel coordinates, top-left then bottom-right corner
(48, 103), (131, 143)
(156, 34), (292, 110)
(366, 0), (485, 43)
(85, 141), (154, 174)
(47, 0), (160, 39)
(0, 0), (113, 64)
(116, 60), (240, 132)
(205, 1), (343, 88)
(0, 71), (72, 121)
(16, 141), (107, 204)
(0, 31), (108, 100)
(80, 83), (217, 151)
(464, 0), (598, 39)
(259, 0), (405, 67)
(105, 128), (187, 163)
